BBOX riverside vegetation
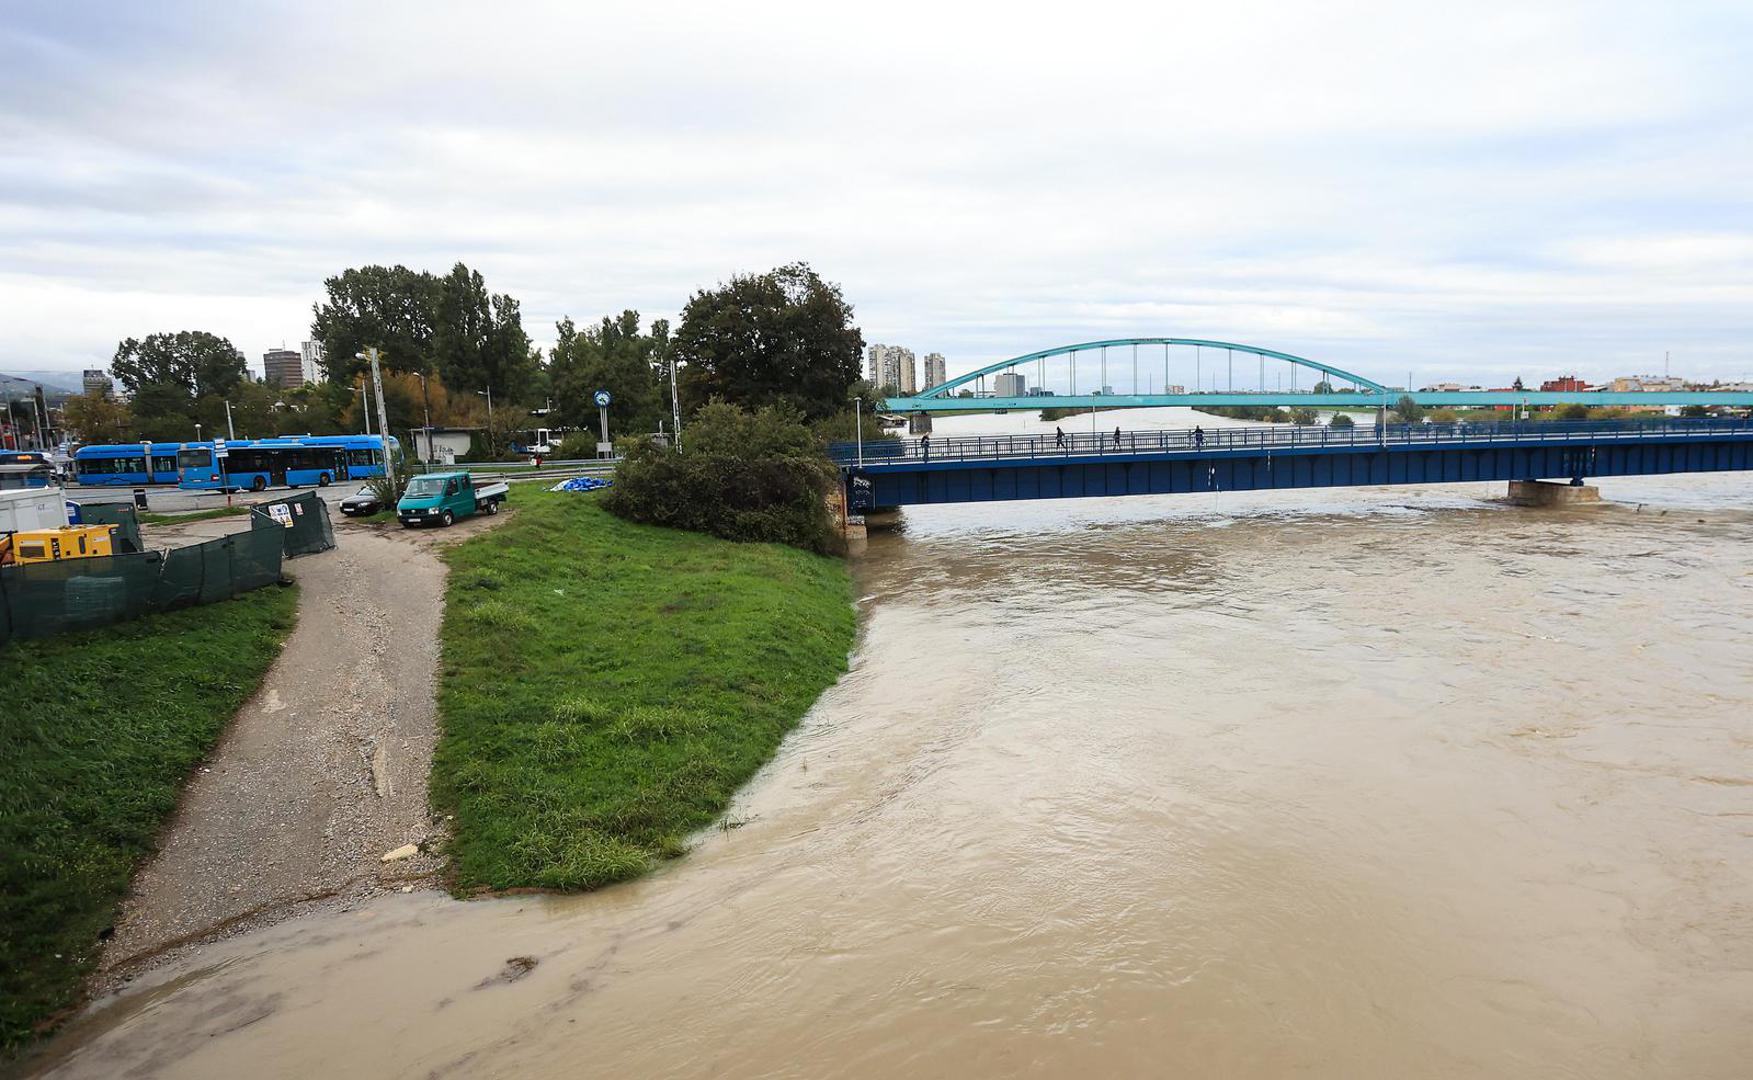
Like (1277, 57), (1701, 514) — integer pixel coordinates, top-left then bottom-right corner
(0, 587), (298, 1053)
(432, 487), (855, 892)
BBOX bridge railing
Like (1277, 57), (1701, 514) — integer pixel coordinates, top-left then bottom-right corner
(828, 417), (1753, 467)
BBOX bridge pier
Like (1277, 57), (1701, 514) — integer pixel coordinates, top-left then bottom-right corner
(1508, 480), (1601, 507)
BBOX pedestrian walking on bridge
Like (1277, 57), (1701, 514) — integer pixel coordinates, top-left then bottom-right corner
(1055, 426), (1065, 449)
(920, 432), (930, 462)
(1193, 425), (1206, 448)
(1113, 426), (1123, 449)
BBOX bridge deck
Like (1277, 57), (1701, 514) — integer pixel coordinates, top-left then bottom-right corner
(833, 419), (1753, 507)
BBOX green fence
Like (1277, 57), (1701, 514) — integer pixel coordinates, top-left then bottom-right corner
(249, 491), (336, 558)
(0, 528), (284, 645)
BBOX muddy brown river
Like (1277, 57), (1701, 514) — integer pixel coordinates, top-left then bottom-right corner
(29, 475), (1753, 1079)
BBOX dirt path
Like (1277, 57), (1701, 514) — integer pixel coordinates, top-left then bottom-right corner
(96, 513), (505, 985)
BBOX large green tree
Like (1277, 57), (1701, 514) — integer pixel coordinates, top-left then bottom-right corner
(109, 331), (248, 440)
(309, 265), (442, 382)
(548, 311), (670, 438)
(432, 263), (533, 404)
(672, 263), (864, 421)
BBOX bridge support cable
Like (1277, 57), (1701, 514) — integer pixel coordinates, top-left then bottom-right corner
(1228, 348), (1234, 392)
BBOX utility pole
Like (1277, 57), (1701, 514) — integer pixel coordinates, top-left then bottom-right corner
(669, 352), (682, 451)
(224, 398), (236, 440)
(357, 348), (396, 490)
(417, 372), (432, 464)
(359, 383), (372, 436)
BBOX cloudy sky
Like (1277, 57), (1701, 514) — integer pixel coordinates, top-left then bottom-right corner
(3, 0), (1750, 387)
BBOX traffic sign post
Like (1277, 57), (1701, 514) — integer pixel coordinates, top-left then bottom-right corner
(214, 437), (231, 506)
(594, 390), (613, 458)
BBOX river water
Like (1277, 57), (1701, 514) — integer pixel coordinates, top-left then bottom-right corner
(32, 473), (1753, 1079)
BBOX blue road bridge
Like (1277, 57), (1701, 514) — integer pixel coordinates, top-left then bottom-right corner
(831, 418), (1753, 508)
(881, 337), (1753, 414)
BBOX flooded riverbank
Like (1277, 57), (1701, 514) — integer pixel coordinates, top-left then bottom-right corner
(27, 475), (1753, 1079)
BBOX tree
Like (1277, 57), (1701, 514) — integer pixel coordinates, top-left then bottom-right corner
(1289, 406), (1318, 425)
(1390, 394), (1424, 424)
(310, 265), (442, 382)
(1329, 412), (1356, 429)
(1312, 379), (1334, 394)
(605, 401), (842, 553)
(548, 311), (669, 437)
(61, 390), (133, 443)
(1679, 404), (1710, 418)
(110, 331), (248, 440)
(1554, 402), (1591, 421)
(673, 263), (865, 421)
(431, 263), (534, 406)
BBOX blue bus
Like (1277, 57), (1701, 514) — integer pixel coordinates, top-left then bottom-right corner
(71, 442), (186, 486)
(176, 434), (397, 492)
(0, 451), (55, 490)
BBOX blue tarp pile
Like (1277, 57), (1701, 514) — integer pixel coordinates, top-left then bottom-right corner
(550, 475), (613, 493)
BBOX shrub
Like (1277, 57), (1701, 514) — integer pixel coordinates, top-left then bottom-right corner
(365, 471), (408, 508)
(1289, 407), (1318, 426)
(605, 401), (844, 554)
(1554, 402), (1591, 421)
(1329, 412), (1356, 429)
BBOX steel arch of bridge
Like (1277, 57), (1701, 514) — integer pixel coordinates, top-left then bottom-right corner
(915, 338), (1389, 398)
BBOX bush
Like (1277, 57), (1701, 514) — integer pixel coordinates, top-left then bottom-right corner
(1554, 402), (1591, 421)
(365, 471), (408, 508)
(553, 433), (604, 460)
(1290, 407), (1318, 426)
(1329, 412), (1356, 429)
(605, 401), (844, 554)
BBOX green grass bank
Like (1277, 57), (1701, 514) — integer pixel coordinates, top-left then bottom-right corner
(433, 488), (856, 892)
(0, 586), (298, 1053)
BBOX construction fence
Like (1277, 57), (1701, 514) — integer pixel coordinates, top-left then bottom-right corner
(0, 492), (335, 645)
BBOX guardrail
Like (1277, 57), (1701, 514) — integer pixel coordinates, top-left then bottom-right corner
(828, 418), (1753, 467)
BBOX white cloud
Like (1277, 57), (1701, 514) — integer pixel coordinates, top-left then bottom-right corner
(1, 0), (1750, 388)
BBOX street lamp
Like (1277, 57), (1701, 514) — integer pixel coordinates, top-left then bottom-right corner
(476, 387), (494, 451)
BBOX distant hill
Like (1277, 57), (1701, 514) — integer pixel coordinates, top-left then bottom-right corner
(1, 371), (84, 400)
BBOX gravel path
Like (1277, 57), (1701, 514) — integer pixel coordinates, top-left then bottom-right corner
(94, 517), (499, 985)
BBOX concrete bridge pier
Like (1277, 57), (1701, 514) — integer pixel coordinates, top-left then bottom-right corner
(1508, 480), (1601, 507)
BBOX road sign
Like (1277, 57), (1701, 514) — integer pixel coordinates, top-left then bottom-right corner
(213, 437), (229, 459)
(593, 390), (612, 408)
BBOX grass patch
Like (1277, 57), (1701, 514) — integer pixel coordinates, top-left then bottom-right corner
(138, 504), (252, 526)
(0, 585), (298, 1053)
(432, 488), (854, 892)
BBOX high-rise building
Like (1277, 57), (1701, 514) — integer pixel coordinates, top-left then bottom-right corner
(264, 348), (306, 389)
(82, 369), (113, 397)
(923, 353), (947, 389)
(300, 340), (325, 383)
(994, 371), (1026, 397)
(865, 344), (918, 394)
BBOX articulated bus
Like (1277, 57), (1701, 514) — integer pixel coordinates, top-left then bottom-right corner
(176, 435), (398, 492)
(71, 442), (186, 485)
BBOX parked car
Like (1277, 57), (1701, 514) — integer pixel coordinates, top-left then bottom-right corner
(338, 485), (384, 517)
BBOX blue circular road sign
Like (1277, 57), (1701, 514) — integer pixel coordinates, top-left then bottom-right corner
(594, 390), (612, 407)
